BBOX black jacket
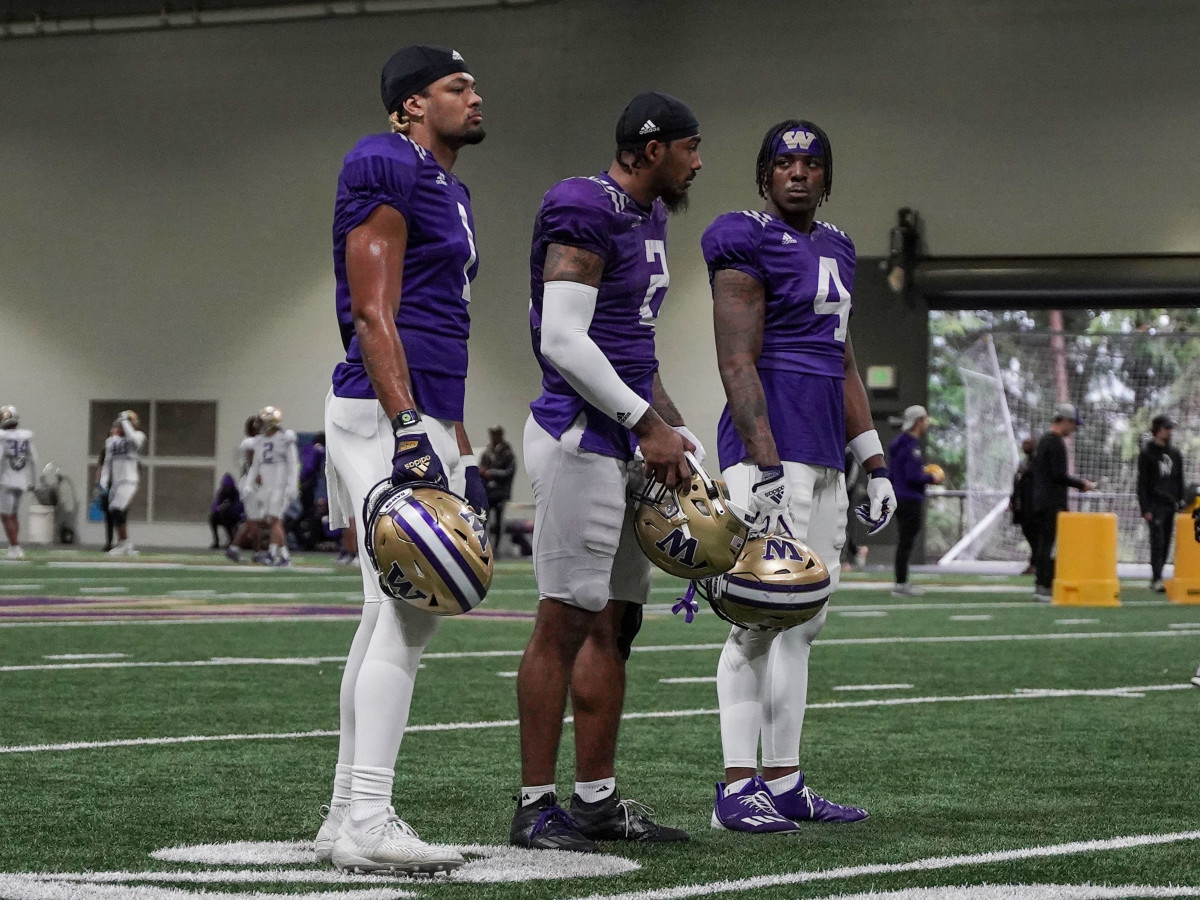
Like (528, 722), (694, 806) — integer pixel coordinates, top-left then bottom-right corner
(1136, 441), (1184, 513)
(1031, 431), (1086, 512)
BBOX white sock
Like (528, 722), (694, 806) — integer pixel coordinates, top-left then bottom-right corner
(331, 763), (352, 806)
(520, 784), (556, 807)
(574, 777), (616, 804)
(269, 543), (281, 559)
(765, 771), (800, 795)
(724, 777), (752, 797)
(349, 765), (393, 822)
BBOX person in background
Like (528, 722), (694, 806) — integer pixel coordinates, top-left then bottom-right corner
(99, 410), (147, 556)
(480, 426), (516, 552)
(1010, 437), (1039, 574)
(1136, 413), (1184, 592)
(227, 415), (265, 562)
(209, 473), (243, 549)
(1, 406), (38, 559)
(1031, 402), (1095, 600)
(888, 405), (943, 596)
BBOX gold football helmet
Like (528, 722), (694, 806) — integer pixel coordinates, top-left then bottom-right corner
(0, 405), (17, 428)
(634, 453), (749, 579)
(258, 406), (283, 431)
(923, 463), (945, 484)
(114, 409), (140, 430)
(363, 478), (494, 615)
(696, 534), (831, 631)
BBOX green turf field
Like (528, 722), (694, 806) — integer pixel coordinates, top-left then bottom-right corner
(1, 550), (1198, 900)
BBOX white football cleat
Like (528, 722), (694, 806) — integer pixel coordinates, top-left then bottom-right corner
(5, 545), (25, 560)
(108, 540), (138, 557)
(314, 804), (347, 864)
(332, 807), (463, 876)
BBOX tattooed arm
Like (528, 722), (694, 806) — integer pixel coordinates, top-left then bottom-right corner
(712, 268), (779, 466)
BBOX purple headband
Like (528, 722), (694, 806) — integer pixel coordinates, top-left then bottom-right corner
(773, 127), (823, 158)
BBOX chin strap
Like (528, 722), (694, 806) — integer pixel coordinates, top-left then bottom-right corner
(671, 582), (699, 624)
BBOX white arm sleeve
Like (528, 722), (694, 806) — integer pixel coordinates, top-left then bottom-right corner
(121, 420), (147, 451)
(99, 444), (112, 489)
(540, 280), (651, 428)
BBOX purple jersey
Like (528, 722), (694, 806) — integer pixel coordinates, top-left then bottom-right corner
(702, 211), (856, 471)
(331, 133), (479, 421)
(528, 174), (669, 460)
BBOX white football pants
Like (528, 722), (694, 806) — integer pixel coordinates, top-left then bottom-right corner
(717, 461), (846, 769)
(324, 390), (464, 771)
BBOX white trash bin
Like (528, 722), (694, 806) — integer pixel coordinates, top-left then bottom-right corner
(27, 504), (56, 544)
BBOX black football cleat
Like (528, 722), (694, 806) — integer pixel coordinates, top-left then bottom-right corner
(510, 793), (598, 852)
(568, 791), (690, 842)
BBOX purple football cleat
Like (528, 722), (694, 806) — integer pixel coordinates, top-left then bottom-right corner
(711, 777), (801, 833)
(768, 772), (869, 823)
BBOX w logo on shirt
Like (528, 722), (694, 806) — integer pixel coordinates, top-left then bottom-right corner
(780, 129), (818, 151)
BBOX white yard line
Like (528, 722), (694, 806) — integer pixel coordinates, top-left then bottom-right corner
(561, 831), (1200, 900)
(659, 677), (717, 684)
(42, 653), (128, 660)
(4, 628), (1200, 671)
(1, 683), (1190, 755)
(46, 562), (336, 574)
(833, 683), (913, 691)
(950, 615), (992, 621)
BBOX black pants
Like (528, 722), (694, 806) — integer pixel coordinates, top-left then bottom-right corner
(1019, 519), (1040, 566)
(1147, 502), (1176, 581)
(488, 499), (507, 554)
(893, 499), (925, 585)
(1033, 508), (1061, 590)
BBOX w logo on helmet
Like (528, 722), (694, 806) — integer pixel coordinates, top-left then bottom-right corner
(763, 537), (803, 561)
(780, 129), (817, 151)
(654, 528), (700, 569)
(460, 508), (489, 553)
(383, 562), (428, 602)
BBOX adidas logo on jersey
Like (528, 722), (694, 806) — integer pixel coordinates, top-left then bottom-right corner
(435, 173), (448, 186)
(639, 119), (658, 135)
(781, 233), (797, 244)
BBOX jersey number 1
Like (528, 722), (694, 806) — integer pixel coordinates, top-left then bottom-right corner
(813, 256), (851, 342)
(458, 202), (477, 303)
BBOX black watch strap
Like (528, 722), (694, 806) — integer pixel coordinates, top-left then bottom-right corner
(391, 408), (421, 433)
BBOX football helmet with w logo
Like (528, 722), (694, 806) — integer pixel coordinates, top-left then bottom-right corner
(634, 453), (749, 579)
(363, 478), (494, 615)
(696, 534), (831, 631)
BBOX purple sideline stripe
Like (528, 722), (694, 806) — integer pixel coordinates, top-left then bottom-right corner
(399, 504), (482, 613)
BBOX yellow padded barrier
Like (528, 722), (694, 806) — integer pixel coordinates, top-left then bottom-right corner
(1166, 513), (1200, 604)
(1052, 511), (1120, 607)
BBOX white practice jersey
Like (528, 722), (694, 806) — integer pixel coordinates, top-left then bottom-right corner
(248, 428), (298, 494)
(237, 436), (256, 478)
(100, 422), (146, 488)
(0, 427), (38, 491)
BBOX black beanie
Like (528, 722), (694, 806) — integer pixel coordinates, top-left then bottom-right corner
(381, 45), (470, 114)
(615, 92), (699, 148)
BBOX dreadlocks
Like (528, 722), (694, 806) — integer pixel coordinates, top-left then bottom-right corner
(755, 119), (833, 202)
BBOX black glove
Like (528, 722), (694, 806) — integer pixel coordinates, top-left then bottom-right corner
(391, 431), (447, 489)
(1193, 507), (1200, 543)
(464, 465), (489, 514)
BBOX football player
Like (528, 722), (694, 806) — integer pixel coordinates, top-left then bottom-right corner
(315, 45), (489, 876)
(244, 406), (298, 567)
(702, 119), (896, 832)
(226, 415), (264, 562)
(511, 92), (702, 851)
(98, 410), (146, 556)
(1, 406), (38, 559)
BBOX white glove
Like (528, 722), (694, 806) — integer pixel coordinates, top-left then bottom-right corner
(747, 464), (794, 537)
(854, 468), (896, 535)
(672, 425), (705, 467)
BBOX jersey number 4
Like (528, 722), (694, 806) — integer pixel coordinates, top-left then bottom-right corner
(813, 256), (851, 342)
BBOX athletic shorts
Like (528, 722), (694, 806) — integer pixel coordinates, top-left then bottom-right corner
(324, 390), (463, 604)
(108, 481), (138, 513)
(524, 414), (651, 613)
(722, 460), (847, 593)
(259, 486), (293, 521)
(240, 477), (266, 520)
(0, 487), (22, 516)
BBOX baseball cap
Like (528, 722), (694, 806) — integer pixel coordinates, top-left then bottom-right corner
(1151, 413), (1177, 432)
(1053, 402), (1083, 425)
(615, 92), (699, 148)
(901, 405), (928, 431)
(381, 45), (470, 114)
